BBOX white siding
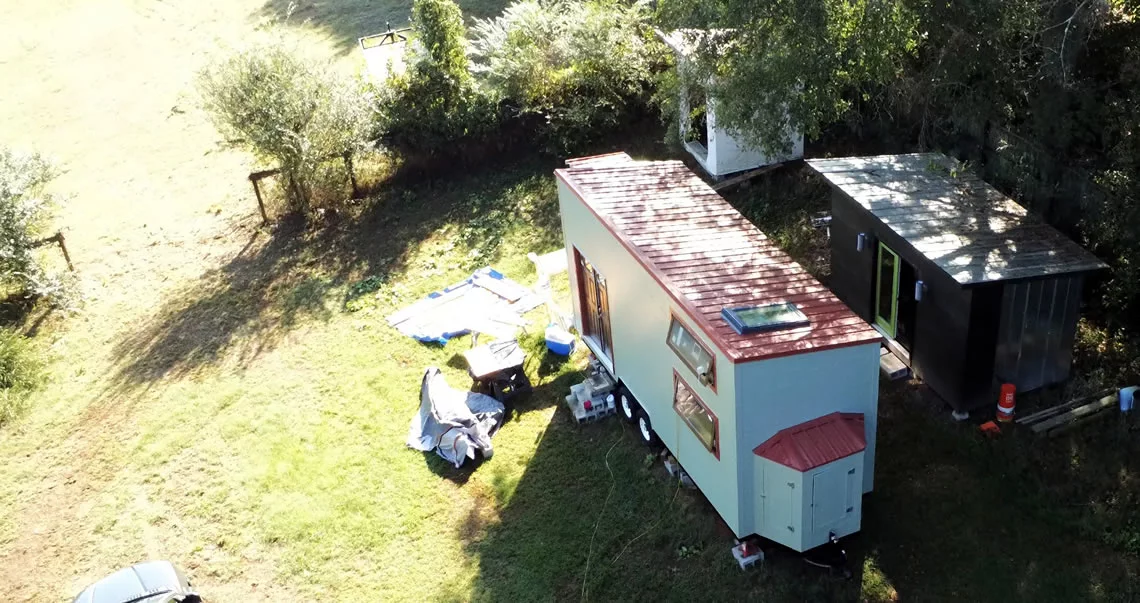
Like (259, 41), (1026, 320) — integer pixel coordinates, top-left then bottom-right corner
(557, 180), (742, 533)
(676, 81), (805, 177)
(734, 343), (879, 536)
(803, 453), (863, 550)
(753, 453), (864, 552)
(754, 459), (803, 551)
(704, 99), (805, 177)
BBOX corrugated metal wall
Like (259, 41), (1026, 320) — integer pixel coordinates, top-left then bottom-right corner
(993, 275), (1083, 392)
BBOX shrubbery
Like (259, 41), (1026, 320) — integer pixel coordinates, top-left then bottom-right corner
(198, 37), (371, 215)
(373, 0), (500, 158)
(470, 0), (665, 152)
(374, 0), (665, 158)
(0, 148), (67, 300)
(0, 327), (44, 426)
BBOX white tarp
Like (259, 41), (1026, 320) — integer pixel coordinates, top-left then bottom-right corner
(406, 367), (505, 468)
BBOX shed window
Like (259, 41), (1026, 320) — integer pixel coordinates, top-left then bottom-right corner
(667, 316), (715, 388)
(674, 374), (718, 457)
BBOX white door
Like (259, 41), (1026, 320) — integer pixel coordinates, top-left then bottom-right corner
(811, 467), (846, 536)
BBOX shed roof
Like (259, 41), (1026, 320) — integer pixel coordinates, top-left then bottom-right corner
(753, 412), (866, 472)
(807, 153), (1107, 286)
(555, 154), (880, 363)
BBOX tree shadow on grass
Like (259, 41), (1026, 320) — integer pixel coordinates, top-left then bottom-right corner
(856, 379), (1140, 602)
(454, 374), (1140, 602)
(256, 0), (512, 56)
(106, 158), (563, 393)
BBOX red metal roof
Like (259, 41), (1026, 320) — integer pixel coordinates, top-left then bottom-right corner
(753, 412), (866, 471)
(555, 157), (881, 362)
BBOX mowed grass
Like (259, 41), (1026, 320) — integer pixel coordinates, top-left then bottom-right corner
(0, 1), (1139, 601)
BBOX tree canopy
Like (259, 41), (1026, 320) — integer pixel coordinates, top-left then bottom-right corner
(657, 0), (919, 154)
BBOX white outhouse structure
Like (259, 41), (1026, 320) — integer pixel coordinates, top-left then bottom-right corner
(555, 153), (881, 551)
(658, 29), (805, 177)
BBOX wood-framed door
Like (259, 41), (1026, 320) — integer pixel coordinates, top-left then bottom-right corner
(574, 248), (614, 365)
(874, 242), (900, 338)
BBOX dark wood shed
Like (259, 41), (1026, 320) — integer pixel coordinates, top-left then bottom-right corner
(807, 153), (1107, 412)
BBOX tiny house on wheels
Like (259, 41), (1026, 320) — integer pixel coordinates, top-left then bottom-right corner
(555, 153), (881, 552)
(808, 153), (1107, 413)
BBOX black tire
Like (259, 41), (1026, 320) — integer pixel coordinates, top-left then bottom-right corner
(636, 409), (662, 449)
(617, 385), (640, 423)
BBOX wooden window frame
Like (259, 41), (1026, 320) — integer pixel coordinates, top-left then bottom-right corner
(666, 312), (716, 393)
(573, 247), (614, 368)
(874, 241), (900, 338)
(673, 371), (720, 459)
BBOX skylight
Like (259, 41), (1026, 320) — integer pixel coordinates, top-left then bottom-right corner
(721, 303), (809, 335)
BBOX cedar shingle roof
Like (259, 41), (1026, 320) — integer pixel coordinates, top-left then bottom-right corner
(555, 155), (880, 362)
(807, 153), (1108, 286)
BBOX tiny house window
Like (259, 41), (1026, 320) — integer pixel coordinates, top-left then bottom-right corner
(674, 373), (718, 457)
(667, 315), (715, 389)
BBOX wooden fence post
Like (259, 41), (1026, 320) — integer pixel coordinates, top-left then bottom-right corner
(250, 174), (270, 224)
(56, 232), (74, 271)
(343, 152), (360, 199)
(30, 231), (74, 271)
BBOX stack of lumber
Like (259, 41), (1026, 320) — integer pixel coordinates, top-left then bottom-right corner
(1016, 389), (1119, 436)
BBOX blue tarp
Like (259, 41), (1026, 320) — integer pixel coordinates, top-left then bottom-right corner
(387, 267), (541, 344)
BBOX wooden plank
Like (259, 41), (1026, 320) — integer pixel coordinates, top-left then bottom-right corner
(949, 262), (1103, 286)
(825, 168), (981, 188)
(711, 162), (784, 192)
(1030, 393), (1118, 434)
(850, 180), (994, 202)
(834, 176), (987, 197)
(807, 153), (955, 174)
(931, 248), (1103, 278)
(1015, 388), (1114, 425)
(1047, 407), (1116, 437)
(866, 195), (1026, 218)
(879, 348), (910, 380)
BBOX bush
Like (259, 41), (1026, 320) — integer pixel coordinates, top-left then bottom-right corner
(0, 148), (66, 299)
(198, 36), (371, 215)
(373, 0), (500, 158)
(470, 0), (665, 152)
(0, 328), (44, 426)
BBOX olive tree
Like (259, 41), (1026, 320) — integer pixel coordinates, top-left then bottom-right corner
(198, 39), (370, 215)
(0, 148), (61, 298)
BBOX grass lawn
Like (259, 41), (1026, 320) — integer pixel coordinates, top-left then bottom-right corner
(1, 1), (1139, 602)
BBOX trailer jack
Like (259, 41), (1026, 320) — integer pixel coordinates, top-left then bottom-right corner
(803, 532), (852, 579)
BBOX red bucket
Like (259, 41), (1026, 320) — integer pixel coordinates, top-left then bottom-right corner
(997, 384), (1016, 422)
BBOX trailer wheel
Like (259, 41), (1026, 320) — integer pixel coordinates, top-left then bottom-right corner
(617, 386), (639, 423)
(636, 409), (662, 449)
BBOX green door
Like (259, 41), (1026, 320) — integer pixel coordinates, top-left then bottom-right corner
(875, 242), (900, 337)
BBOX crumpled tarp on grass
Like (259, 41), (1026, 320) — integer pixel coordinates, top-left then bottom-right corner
(406, 367), (504, 468)
(386, 267), (542, 344)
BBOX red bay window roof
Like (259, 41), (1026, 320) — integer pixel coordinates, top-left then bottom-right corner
(753, 412), (866, 471)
